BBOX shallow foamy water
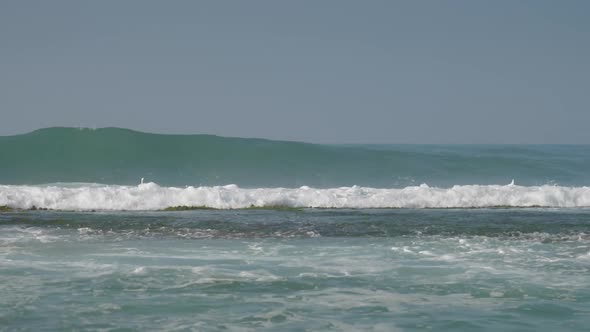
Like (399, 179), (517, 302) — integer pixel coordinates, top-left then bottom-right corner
(1, 209), (589, 331)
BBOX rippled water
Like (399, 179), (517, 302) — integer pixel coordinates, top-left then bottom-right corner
(1, 209), (589, 331)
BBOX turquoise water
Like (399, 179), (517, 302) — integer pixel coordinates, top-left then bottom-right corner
(1, 128), (590, 331)
(1, 209), (589, 331)
(1, 127), (590, 187)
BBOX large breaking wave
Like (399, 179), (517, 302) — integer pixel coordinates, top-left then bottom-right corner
(2, 127), (590, 188)
(1, 182), (590, 210)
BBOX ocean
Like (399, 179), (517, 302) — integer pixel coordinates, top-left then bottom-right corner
(1, 128), (589, 331)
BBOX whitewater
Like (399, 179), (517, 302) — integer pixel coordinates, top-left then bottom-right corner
(3, 128), (590, 331)
(2, 182), (590, 210)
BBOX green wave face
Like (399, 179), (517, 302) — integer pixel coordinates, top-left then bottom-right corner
(1, 127), (589, 187)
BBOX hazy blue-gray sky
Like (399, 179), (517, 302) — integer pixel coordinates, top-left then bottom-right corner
(1, 1), (588, 143)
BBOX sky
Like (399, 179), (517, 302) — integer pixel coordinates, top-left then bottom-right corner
(1, 1), (589, 143)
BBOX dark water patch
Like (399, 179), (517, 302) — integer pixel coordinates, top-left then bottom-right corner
(0, 205), (13, 212)
(2, 209), (590, 240)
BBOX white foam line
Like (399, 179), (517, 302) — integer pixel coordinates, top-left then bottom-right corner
(1, 182), (590, 211)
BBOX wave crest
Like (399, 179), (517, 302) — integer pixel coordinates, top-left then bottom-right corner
(1, 183), (590, 211)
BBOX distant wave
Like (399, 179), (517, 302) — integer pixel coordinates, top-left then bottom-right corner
(1, 127), (590, 188)
(1, 182), (590, 211)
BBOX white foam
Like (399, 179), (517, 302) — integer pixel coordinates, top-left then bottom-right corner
(1, 182), (590, 211)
